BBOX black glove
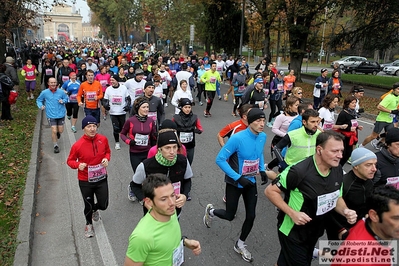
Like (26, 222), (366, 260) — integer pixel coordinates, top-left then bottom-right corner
(123, 105), (130, 112)
(194, 128), (202, 134)
(391, 110), (399, 115)
(358, 108), (364, 114)
(129, 139), (136, 146)
(260, 171), (268, 185)
(237, 176), (254, 188)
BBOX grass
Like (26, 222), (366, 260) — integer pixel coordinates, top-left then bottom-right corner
(302, 72), (399, 89)
(0, 74), (38, 266)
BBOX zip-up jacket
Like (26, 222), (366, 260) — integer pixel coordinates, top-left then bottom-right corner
(67, 133), (111, 182)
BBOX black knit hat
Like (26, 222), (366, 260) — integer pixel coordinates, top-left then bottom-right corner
(178, 98), (192, 107)
(157, 130), (179, 147)
(247, 108), (265, 124)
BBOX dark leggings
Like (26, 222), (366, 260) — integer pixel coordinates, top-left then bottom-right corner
(214, 183), (257, 242)
(79, 179), (109, 225)
(268, 98), (283, 122)
(163, 88), (169, 103)
(129, 151), (149, 191)
(186, 147), (194, 165)
(197, 83), (205, 102)
(66, 103), (79, 118)
(340, 136), (354, 166)
(206, 91), (216, 113)
(110, 114), (126, 142)
(233, 96), (242, 114)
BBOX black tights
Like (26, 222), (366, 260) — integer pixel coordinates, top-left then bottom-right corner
(206, 91), (216, 113)
(268, 99), (283, 122)
(233, 96), (242, 114)
(79, 179), (109, 225)
(214, 183), (257, 241)
(110, 114), (126, 142)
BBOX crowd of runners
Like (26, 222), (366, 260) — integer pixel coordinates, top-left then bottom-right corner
(1, 40), (399, 266)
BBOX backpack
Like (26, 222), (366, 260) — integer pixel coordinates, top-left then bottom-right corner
(0, 73), (13, 102)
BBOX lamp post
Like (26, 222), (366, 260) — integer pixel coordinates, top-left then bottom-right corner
(318, 7), (328, 64)
(238, 0), (245, 56)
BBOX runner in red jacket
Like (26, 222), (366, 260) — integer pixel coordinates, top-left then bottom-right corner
(67, 115), (111, 238)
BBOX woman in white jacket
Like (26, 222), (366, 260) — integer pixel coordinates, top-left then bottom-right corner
(171, 80), (193, 114)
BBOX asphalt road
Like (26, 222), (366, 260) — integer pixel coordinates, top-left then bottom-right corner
(29, 83), (378, 266)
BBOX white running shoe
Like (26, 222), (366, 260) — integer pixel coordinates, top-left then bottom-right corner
(115, 142), (121, 150)
(127, 185), (137, 201)
(84, 224), (95, 238)
(234, 242), (254, 262)
(203, 204), (214, 228)
(92, 210), (100, 222)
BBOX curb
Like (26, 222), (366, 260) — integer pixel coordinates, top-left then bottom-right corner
(13, 110), (43, 266)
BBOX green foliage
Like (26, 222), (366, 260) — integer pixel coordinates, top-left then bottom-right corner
(0, 74), (38, 265)
(330, 0), (399, 51)
(202, 0), (248, 55)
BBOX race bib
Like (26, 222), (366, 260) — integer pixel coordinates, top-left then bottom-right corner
(238, 85), (245, 93)
(27, 71), (34, 76)
(255, 100), (265, 110)
(62, 75), (69, 82)
(263, 88), (270, 96)
(124, 69), (128, 75)
(179, 132), (193, 143)
(316, 190), (340, 216)
(351, 119), (358, 128)
(277, 84), (283, 91)
(69, 94), (77, 102)
(172, 240), (184, 266)
(323, 121), (334, 130)
(172, 181), (181, 195)
(217, 67), (222, 71)
(86, 91), (96, 101)
(334, 83), (340, 89)
(135, 133), (149, 146)
(171, 70), (177, 75)
(148, 111), (157, 121)
(135, 88), (143, 96)
(210, 77), (216, 84)
(100, 80), (107, 87)
(111, 95), (122, 105)
(286, 82), (293, 89)
(88, 164), (107, 182)
(233, 72), (237, 76)
(45, 69), (53, 76)
(241, 159), (259, 176)
(154, 92), (163, 98)
(386, 177), (399, 189)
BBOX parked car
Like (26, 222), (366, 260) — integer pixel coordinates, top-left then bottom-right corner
(383, 62), (399, 76)
(380, 60), (399, 71)
(344, 61), (381, 75)
(330, 56), (367, 69)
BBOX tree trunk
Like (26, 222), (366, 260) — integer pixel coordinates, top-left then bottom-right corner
(287, 17), (312, 82)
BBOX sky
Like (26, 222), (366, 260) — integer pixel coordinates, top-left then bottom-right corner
(45, 0), (91, 23)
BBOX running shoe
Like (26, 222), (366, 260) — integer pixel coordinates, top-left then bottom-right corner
(370, 139), (380, 150)
(218, 95), (222, 100)
(203, 204), (214, 228)
(54, 145), (60, 154)
(234, 242), (254, 263)
(84, 224), (95, 238)
(56, 132), (61, 139)
(187, 192), (191, 201)
(27, 96), (30, 100)
(30, 93), (34, 100)
(199, 101), (203, 106)
(127, 185), (137, 201)
(376, 141), (384, 150)
(71, 126), (77, 133)
(223, 195), (226, 203)
(223, 94), (228, 101)
(204, 111), (210, 117)
(266, 122), (273, 128)
(103, 115), (106, 121)
(115, 142), (121, 150)
(233, 99), (236, 105)
(92, 210), (100, 222)
(67, 116), (71, 120)
(164, 103), (168, 107)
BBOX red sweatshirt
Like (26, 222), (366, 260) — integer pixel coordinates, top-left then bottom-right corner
(67, 133), (111, 182)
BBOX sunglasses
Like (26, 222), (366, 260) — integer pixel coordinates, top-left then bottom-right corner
(297, 92), (302, 94)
